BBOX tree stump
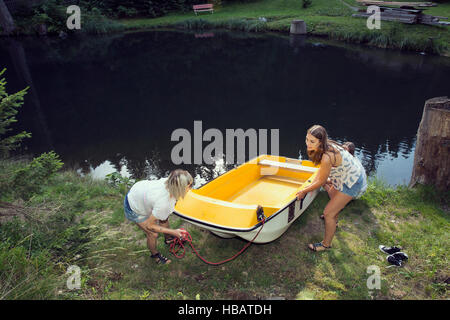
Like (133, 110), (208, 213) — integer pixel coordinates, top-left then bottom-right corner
(290, 20), (307, 35)
(410, 96), (450, 191)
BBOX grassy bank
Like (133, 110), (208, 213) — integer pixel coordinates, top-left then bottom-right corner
(4, 0), (449, 55)
(118, 0), (450, 55)
(0, 155), (448, 300)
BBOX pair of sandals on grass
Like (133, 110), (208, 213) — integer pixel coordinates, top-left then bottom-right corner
(150, 236), (179, 264)
(379, 245), (409, 267)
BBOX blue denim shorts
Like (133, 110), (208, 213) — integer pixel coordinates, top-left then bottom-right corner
(124, 193), (148, 223)
(341, 172), (367, 199)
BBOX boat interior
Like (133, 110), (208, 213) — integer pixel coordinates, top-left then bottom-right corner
(174, 155), (319, 229)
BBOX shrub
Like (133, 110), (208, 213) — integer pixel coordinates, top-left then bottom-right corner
(82, 8), (125, 34)
(105, 172), (134, 195)
(117, 5), (139, 18)
(12, 151), (63, 200)
(31, 0), (68, 32)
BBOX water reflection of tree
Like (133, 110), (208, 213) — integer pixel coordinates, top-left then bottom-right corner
(2, 31), (449, 181)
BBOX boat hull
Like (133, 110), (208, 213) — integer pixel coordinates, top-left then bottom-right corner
(173, 155), (320, 243)
(174, 188), (318, 243)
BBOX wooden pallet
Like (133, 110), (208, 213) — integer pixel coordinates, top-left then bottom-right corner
(356, 0), (437, 7)
(353, 3), (448, 25)
(353, 12), (417, 24)
(420, 13), (449, 26)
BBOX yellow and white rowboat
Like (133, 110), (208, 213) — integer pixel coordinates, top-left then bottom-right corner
(173, 155), (320, 243)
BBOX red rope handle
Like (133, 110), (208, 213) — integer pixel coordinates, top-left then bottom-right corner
(169, 218), (266, 266)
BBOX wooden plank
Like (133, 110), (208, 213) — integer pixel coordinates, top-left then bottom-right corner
(382, 16), (416, 23)
(383, 12), (417, 19)
(356, 0), (437, 7)
(419, 14), (448, 25)
(354, 11), (416, 18)
(380, 10), (420, 17)
(379, 6), (423, 13)
(352, 13), (416, 23)
(358, 6), (423, 14)
(420, 14), (439, 21)
(428, 15), (448, 19)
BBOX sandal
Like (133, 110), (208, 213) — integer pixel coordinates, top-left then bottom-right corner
(151, 252), (171, 264)
(308, 242), (331, 252)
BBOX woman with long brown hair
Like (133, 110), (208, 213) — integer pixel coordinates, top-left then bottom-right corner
(296, 125), (367, 252)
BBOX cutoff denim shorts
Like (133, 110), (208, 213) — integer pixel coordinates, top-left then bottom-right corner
(124, 193), (148, 223)
(341, 172), (367, 199)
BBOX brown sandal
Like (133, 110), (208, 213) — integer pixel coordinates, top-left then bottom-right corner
(308, 242), (331, 252)
(151, 252), (171, 264)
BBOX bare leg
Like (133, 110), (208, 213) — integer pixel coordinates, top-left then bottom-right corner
(321, 185), (339, 219)
(326, 185), (339, 200)
(136, 216), (172, 264)
(136, 221), (158, 255)
(159, 219), (172, 242)
(310, 190), (353, 251)
(322, 191), (353, 247)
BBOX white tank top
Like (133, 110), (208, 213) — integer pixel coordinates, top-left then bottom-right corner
(329, 144), (365, 191)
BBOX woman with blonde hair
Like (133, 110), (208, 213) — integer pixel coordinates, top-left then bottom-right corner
(124, 169), (192, 264)
(296, 125), (367, 252)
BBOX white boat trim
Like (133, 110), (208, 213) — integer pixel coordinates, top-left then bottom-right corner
(189, 192), (258, 210)
(173, 195), (302, 233)
(258, 159), (318, 173)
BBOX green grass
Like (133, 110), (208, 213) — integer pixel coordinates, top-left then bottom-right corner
(1, 157), (448, 300)
(118, 0), (450, 55)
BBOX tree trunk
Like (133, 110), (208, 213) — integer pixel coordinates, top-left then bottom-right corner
(0, 0), (16, 35)
(410, 96), (450, 191)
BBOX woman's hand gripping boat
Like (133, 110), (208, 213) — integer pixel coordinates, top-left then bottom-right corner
(173, 155), (320, 243)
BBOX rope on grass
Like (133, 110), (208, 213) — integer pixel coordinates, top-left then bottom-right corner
(169, 218), (266, 266)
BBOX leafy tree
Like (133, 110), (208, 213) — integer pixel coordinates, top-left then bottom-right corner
(0, 68), (31, 157)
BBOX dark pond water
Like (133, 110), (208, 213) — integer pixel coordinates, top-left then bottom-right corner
(1, 30), (449, 186)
